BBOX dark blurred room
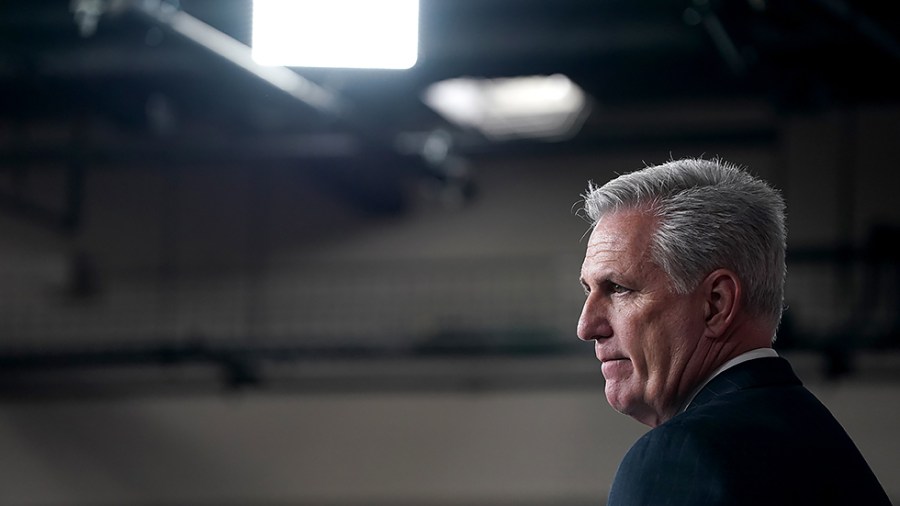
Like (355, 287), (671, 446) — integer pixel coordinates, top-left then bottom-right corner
(1, 0), (899, 504)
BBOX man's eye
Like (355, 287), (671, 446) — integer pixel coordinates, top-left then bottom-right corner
(610, 283), (630, 294)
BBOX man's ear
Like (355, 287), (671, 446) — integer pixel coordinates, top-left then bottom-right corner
(702, 269), (741, 339)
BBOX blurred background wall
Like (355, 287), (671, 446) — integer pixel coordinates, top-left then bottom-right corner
(2, 1), (899, 504)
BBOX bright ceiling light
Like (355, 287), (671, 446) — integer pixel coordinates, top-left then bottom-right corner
(423, 75), (591, 141)
(251, 0), (419, 69)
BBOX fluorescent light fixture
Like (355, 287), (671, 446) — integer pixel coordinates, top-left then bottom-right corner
(422, 74), (590, 141)
(251, 0), (419, 69)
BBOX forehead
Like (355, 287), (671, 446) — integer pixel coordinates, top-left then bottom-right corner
(586, 209), (655, 253)
(582, 209), (657, 273)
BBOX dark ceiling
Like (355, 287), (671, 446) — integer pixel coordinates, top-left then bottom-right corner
(2, 0), (899, 206)
(5, 0), (900, 131)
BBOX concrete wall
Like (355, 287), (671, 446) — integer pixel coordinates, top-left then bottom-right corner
(2, 103), (899, 505)
(0, 355), (897, 505)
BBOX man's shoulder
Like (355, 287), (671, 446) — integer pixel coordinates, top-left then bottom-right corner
(622, 416), (728, 473)
(688, 356), (802, 408)
(631, 412), (722, 456)
(615, 400), (890, 506)
(611, 358), (891, 506)
(632, 380), (829, 467)
(610, 421), (728, 505)
(685, 356), (827, 423)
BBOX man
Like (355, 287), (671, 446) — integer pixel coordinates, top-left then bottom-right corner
(576, 158), (890, 505)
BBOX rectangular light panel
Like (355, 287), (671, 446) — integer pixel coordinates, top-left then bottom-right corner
(423, 75), (591, 141)
(252, 0), (419, 69)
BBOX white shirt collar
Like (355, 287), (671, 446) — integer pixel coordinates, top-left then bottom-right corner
(679, 347), (779, 413)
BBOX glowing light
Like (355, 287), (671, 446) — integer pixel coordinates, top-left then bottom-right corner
(423, 75), (591, 141)
(252, 0), (419, 69)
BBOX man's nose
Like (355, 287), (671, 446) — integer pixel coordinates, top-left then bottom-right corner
(577, 294), (612, 341)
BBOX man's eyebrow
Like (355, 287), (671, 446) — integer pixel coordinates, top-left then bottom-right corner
(580, 273), (612, 285)
(582, 270), (630, 287)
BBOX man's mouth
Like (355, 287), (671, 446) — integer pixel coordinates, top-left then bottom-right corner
(601, 358), (630, 378)
(594, 342), (626, 363)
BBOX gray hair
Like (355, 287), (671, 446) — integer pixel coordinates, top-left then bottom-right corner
(580, 158), (787, 328)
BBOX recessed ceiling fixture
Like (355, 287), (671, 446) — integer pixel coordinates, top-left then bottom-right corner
(422, 74), (591, 141)
(251, 0), (419, 69)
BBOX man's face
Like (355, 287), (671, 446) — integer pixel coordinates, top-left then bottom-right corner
(578, 209), (708, 427)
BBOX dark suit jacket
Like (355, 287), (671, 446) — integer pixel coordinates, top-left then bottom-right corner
(607, 357), (891, 505)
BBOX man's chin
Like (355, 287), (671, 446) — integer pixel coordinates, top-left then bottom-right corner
(605, 387), (655, 420)
(604, 386), (634, 414)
